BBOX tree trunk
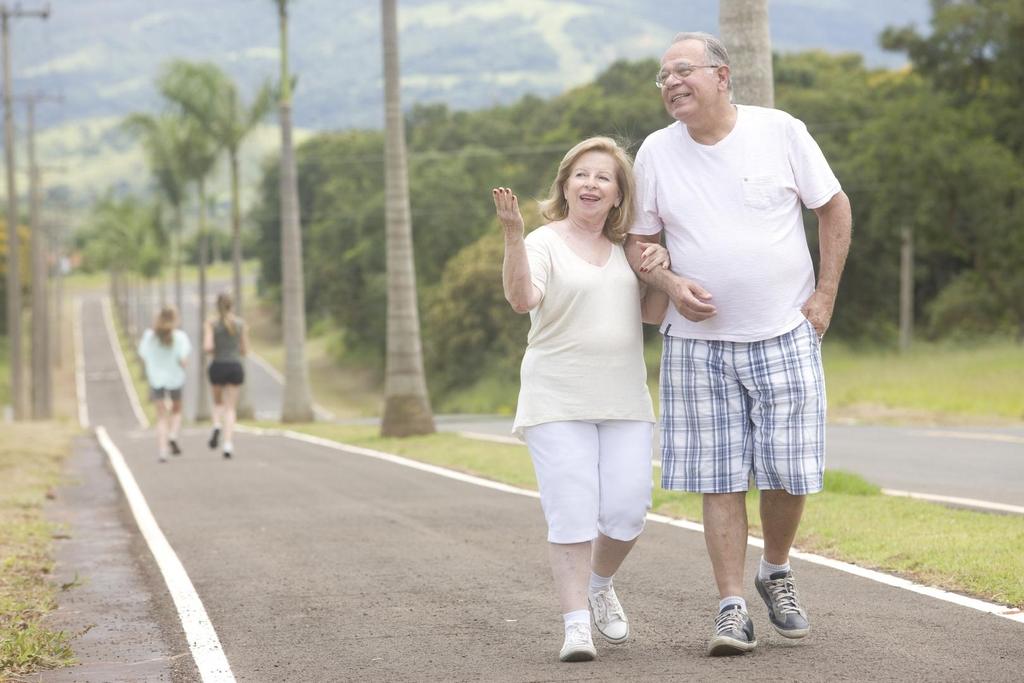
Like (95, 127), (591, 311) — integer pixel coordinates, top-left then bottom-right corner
(719, 0), (774, 107)
(379, 0), (435, 437)
(277, 0), (314, 423)
(195, 180), (211, 422)
(174, 203), (184, 317)
(229, 149), (254, 419)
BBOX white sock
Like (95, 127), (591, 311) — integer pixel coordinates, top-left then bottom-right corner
(563, 609), (591, 628)
(719, 596), (746, 613)
(759, 556), (790, 580)
(223, 441), (233, 453)
(588, 572), (612, 594)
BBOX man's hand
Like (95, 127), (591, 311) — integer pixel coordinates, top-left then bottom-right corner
(801, 289), (835, 338)
(625, 234), (716, 322)
(671, 277), (716, 322)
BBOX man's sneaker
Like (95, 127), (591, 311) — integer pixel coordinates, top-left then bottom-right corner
(707, 605), (756, 656)
(558, 622), (596, 662)
(169, 439), (182, 456)
(208, 428), (220, 450)
(588, 586), (629, 643)
(755, 570), (810, 638)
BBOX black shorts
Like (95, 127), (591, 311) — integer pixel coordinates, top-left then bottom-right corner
(150, 386), (183, 402)
(207, 361), (245, 386)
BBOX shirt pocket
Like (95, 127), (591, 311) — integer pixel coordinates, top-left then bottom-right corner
(741, 175), (790, 211)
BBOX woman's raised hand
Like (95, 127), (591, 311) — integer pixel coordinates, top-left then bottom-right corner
(492, 187), (525, 238)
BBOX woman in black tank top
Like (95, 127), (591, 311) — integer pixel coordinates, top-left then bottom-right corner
(203, 292), (249, 458)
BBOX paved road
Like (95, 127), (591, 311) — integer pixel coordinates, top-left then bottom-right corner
(39, 293), (1023, 681)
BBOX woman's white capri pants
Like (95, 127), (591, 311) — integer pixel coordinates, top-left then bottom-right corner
(523, 419), (653, 544)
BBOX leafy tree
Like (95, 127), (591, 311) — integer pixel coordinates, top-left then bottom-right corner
(121, 113), (189, 314)
(157, 60), (275, 319)
(882, 0), (1024, 156)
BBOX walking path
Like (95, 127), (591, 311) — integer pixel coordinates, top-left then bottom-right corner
(32, 294), (1024, 681)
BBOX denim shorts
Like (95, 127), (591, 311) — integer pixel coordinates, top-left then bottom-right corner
(659, 319), (826, 495)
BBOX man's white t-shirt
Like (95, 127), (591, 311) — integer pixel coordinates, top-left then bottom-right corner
(512, 225), (655, 437)
(631, 105), (841, 342)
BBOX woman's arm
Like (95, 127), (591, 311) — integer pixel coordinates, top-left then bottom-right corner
(203, 320), (214, 354)
(494, 187), (541, 314)
(637, 242), (671, 324)
(239, 320), (250, 356)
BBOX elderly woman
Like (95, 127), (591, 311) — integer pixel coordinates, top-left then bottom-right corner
(493, 136), (668, 663)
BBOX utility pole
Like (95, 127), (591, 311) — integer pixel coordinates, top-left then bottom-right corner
(899, 226), (914, 352)
(23, 93), (60, 418)
(2, 2), (49, 420)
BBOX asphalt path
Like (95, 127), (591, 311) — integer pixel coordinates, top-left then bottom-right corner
(42, 293), (1024, 681)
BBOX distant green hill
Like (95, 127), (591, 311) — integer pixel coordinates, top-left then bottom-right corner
(7, 0), (930, 215)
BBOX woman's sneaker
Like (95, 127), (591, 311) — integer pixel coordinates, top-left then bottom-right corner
(588, 586), (629, 643)
(208, 427), (220, 449)
(169, 439), (181, 456)
(707, 605), (756, 656)
(559, 622), (596, 662)
(755, 570), (810, 638)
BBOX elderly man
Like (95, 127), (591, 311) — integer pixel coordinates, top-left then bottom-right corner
(626, 32), (852, 656)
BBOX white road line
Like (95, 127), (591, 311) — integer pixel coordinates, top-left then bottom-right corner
(882, 489), (1024, 515)
(74, 297), (90, 429)
(905, 429), (1024, 445)
(95, 427), (236, 682)
(102, 297), (149, 429)
(241, 425), (1024, 626)
(456, 430), (520, 445)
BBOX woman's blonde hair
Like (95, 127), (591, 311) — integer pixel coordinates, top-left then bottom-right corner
(538, 136), (636, 243)
(216, 292), (236, 336)
(153, 306), (178, 346)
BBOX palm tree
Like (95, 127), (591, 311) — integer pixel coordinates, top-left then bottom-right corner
(157, 60), (274, 321)
(719, 0), (774, 107)
(121, 113), (189, 315)
(379, 0), (435, 437)
(273, 0), (314, 422)
(158, 60), (275, 417)
(177, 122), (220, 421)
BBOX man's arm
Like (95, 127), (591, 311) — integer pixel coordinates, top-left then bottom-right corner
(802, 190), (852, 337)
(624, 233), (716, 322)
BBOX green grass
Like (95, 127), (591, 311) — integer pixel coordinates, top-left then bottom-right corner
(823, 341), (1024, 422)
(0, 422), (81, 677)
(274, 421), (1024, 609)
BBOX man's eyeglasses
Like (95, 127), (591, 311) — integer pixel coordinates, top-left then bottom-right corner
(655, 63), (720, 89)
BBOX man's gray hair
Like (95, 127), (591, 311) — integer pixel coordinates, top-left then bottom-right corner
(671, 31), (732, 92)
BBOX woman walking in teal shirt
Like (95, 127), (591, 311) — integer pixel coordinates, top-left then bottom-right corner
(138, 306), (191, 462)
